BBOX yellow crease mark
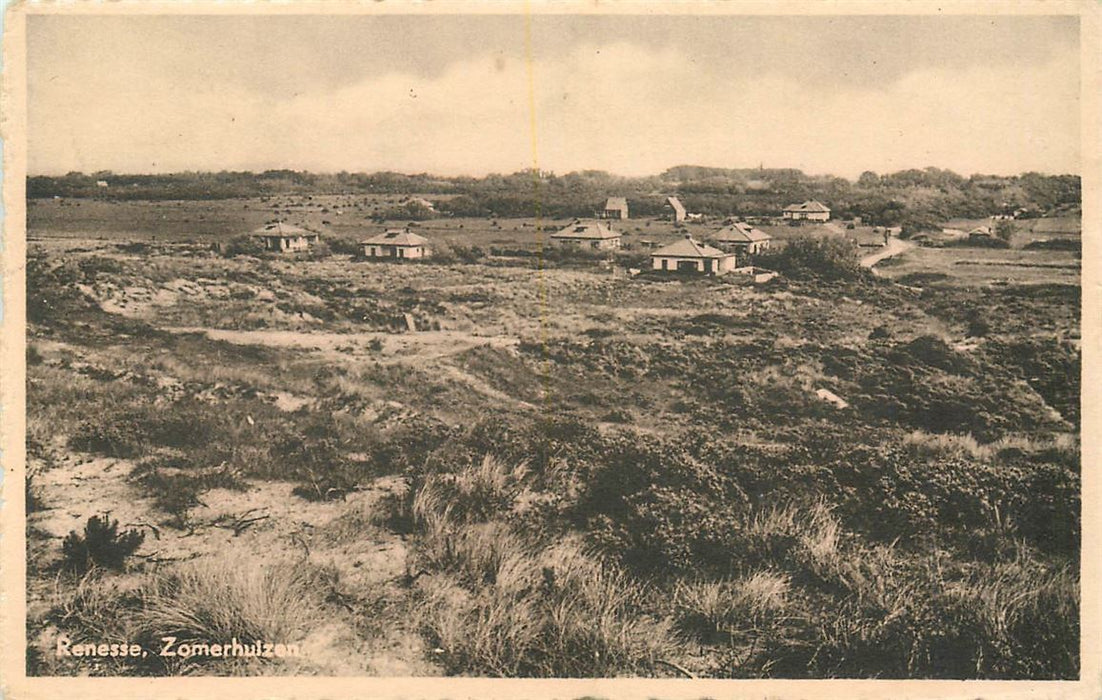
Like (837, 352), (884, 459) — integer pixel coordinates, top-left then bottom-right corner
(523, 3), (552, 422)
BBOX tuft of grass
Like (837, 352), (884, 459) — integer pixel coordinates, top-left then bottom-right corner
(414, 455), (531, 524)
(136, 555), (327, 654)
(742, 500), (840, 573)
(674, 571), (790, 644)
(407, 460), (678, 677)
(418, 538), (677, 677)
(939, 560), (1079, 679)
(51, 570), (143, 642)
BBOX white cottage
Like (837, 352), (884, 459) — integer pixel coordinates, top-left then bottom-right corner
(254, 222), (321, 253)
(712, 221), (773, 256)
(651, 235), (737, 276)
(550, 219), (622, 250)
(602, 197), (629, 220)
(362, 229), (431, 259)
(782, 200), (831, 222)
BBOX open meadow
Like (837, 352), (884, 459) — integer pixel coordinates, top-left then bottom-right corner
(25, 200), (1081, 679)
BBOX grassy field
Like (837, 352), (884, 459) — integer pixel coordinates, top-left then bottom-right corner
(27, 197), (900, 252)
(25, 200), (1081, 678)
(876, 246), (1081, 289)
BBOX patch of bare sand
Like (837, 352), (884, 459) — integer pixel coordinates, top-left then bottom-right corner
(28, 448), (438, 675)
(167, 326), (520, 365)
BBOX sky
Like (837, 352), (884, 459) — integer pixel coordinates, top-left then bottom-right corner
(27, 13), (1081, 179)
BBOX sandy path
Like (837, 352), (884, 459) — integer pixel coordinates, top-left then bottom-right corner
(860, 236), (916, 270)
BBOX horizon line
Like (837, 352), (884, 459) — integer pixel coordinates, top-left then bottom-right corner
(25, 165), (1083, 181)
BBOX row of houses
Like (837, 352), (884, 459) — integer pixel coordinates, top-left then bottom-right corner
(253, 216), (772, 276)
(550, 217), (772, 255)
(602, 196), (831, 223)
(255, 221), (431, 259)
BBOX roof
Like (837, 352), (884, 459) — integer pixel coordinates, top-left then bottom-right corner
(363, 229), (431, 246)
(666, 196), (686, 217)
(254, 221), (314, 237)
(783, 200), (831, 213)
(968, 226), (993, 236)
(652, 236), (731, 259)
(550, 219), (620, 240)
(604, 197), (628, 211)
(713, 221), (772, 244)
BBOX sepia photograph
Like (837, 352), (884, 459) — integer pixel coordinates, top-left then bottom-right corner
(2, 3), (1098, 696)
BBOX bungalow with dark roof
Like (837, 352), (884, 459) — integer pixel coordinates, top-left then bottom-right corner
(602, 197), (629, 220)
(254, 222), (321, 252)
(712, 221), (773, 256)
(782, 200), (831, 222)
(550, 219), (622, 250)
(651, 234), (736, 276)
(362, 229), (431, 259)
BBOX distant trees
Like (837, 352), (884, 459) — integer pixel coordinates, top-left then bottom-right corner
(26, 168), (1081, 224)
(857, 171), (881, 188)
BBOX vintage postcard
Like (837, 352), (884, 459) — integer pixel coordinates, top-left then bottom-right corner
(1, 2), (1098, 699)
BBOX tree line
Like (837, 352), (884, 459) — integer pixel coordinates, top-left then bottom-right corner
(28, 166), (1080, 227)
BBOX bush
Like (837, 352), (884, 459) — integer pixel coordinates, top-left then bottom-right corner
(220, 235), (265, 258)
(62, 515), (146, 574)
(307, 241), (332, 260)
(412, 455), (530, 525)
(326, 237), (363, 256)
(69, 400), (224, 460)
(755, 237), (866, 281)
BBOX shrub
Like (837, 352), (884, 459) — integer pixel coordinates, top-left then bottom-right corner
(61, 515), (146, 574)
(326, 237), (363, 256)
(755, 236), (867, 281)
(69, 414), (147, 459)
(220, 235), (265, 258)
(307, 241), (333, 260)
(131, 455), (245, 528)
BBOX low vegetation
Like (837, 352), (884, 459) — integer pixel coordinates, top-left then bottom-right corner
(25, 197), (1080, 679)
(61, 515), (146, 574)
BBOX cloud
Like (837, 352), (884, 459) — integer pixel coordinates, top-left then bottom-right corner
(29, 37), (1079, 178)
